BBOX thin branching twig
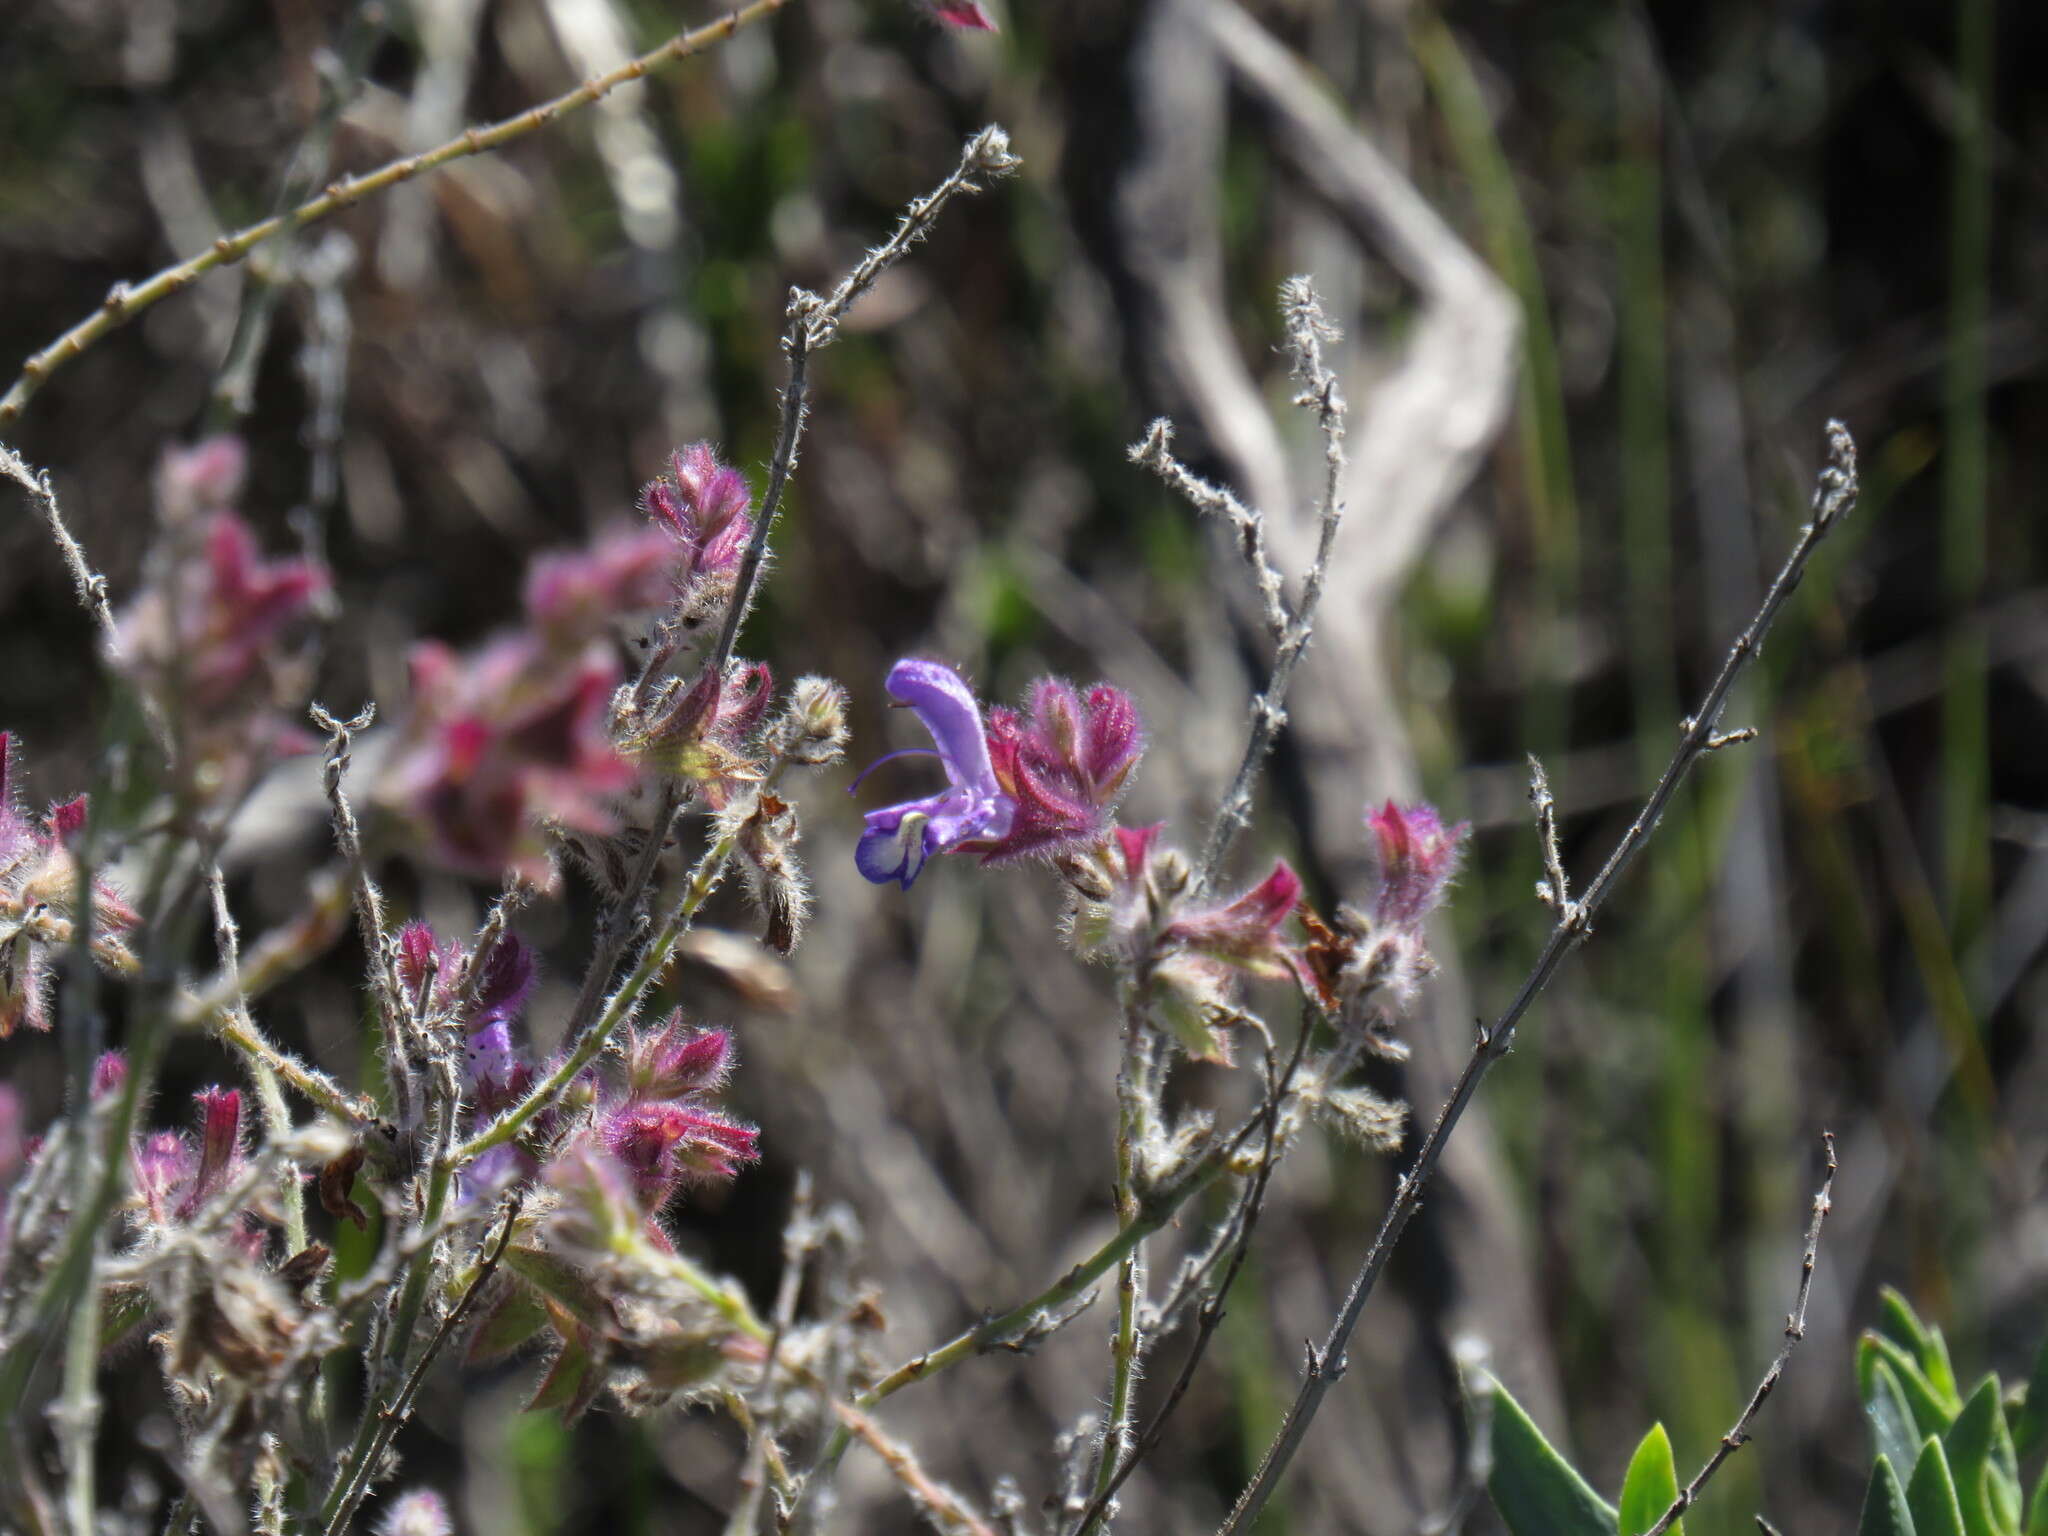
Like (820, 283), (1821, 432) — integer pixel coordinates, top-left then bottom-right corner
(1217, 422), (1860, 1535)
(319, 1195), (523, 1536)
(0, 0), (795, 428)
(1644, 1133), (1837, 1536)
(1130, 277), (1350, 896)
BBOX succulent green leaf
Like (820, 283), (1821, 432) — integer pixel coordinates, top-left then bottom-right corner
(1908, 1438), (1967, 1536)
(1860, 1455), (1916, 1536)
(1946, 1375), (2023, 1536)
(1869, 1358), (1932, 1481)
(2026, 1467), (2048, 1536)
(1865, 1332), (1965, 1441)
(1879, 1288), (1939, 1363)
(1487, 1376), (1619, 1536)
(2013, 1330), (2048, 1465)
(1619, 1423), (1683, 1536)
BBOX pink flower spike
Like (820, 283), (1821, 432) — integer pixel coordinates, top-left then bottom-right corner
(45, 796), (88, 847)
(156, 435), (247, 523)
(132, 1131), (194, 1225)
(626, 1018), (734, 1102)
(188, 1086), (243, 1211)
(642, 443), (755, 577)
(977, 677), (1146, 864)
(90, 1050), (126, 1101)
(1366, 801), (1468, 929)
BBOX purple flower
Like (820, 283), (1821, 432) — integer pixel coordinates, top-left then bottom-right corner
(852, 659), (1015, 889)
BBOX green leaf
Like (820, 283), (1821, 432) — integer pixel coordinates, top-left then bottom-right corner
(1875, 1290), (1962, 1414)
(1619, 1423), (1683, 1536)
(1909, 1439), (1967, 1536)
(1870, 1359), (1932, 1480)
(1866, 1333), (1965, 1442)
(2013, 1330), (2048, 1465)
(1860, 1455), (1917, 1536)
(2026, 1468), (2048, 1536)
(1880, 1289), (1938, 1362)
(527, 1334), (603, 1423)
(1487, 1377), (1618, 1536)
(466, 1280), (553, 1366)
(502, 1245), (620, 1334)
(1947, 1375), (2024, 1536)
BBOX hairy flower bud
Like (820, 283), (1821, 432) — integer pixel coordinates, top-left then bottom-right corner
(624, 1018), (735, 1103)
(376, 1490), (453, 1536)
(1366, 801), (1467, 930)
(765, 675), (851, 766)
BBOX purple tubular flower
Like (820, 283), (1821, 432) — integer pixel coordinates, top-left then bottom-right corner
(853, 659), (1015, 889)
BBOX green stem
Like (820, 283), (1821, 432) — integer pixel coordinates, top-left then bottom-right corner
(455, 766), (782, 1165)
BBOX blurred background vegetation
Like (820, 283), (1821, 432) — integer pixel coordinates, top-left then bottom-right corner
(1, 0), (2044, 1531)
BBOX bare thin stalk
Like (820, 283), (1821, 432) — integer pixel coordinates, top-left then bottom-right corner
(833, 1406), (997, 1536)
(1071, 1011), (1313, 1534)
(1130, 277), (1350, 895)
(1081, 1008), (1151, 1532)
(703, 125), (1020, 688)
(1644, 1133), (1837, 1536)
(318, 1196), (522, 1536)
(309, 702), (412, 1124)
(206, 865), (309, 1255)
(455, 761), (787, 1164)
(560, 784), (681, 1048)
(56, 834), (104, 1536)
(1218, 422), (1859, 1535)
(789, 1086), (1293, 1511)
(0, 447), (118, 643)
(0, 0), (795, 428)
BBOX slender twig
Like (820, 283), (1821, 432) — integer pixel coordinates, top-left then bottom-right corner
(787, 1086), (1292, 1512)
(725, 1173), (817, 1536)
(207, 865), (309, 1255)
(559, 783), (681, 1048)
(319, 1195), (523, 1536)
(833, 1406), (998, 1536)
(703, 124), (1020, 690)
(55, 828), (105, 1536)
(0, 447), (117, 642)
(1217, 423), (1860, 1535)
(1644, 1133), (1837, 1536)
(207, 3), (387, 428)
(1081, 1007), (1151, 1532)
(1131, 278), (1350, 895)
(455, 760), (787, 1164)
(309, 702), (412, 1123)
(0, 0), (794, 428)
(1071, 1009), (1315, 1534)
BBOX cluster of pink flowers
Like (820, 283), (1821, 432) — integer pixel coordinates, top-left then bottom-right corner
(852, 658), (1468, 1063)
(112, 436), (328, 795)
(127, 1077), (266, 1260)
(384, 443), (762, 883)
(0, 733), (138, 1038)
